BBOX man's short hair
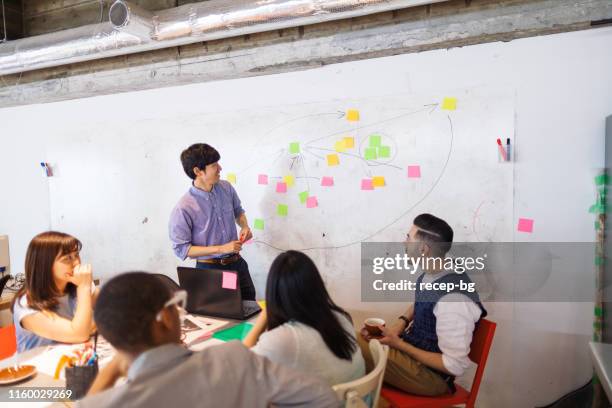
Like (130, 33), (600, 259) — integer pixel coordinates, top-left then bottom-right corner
(413, 213), (454, 255)
(94, 272), (172, 352)
(180, 143), (221, 180)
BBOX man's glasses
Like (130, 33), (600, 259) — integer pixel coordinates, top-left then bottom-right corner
(156, 290), (188, 322)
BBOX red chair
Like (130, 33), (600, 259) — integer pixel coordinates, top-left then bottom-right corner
(381, 318), (496, 408)
(0, 324), (17, 360)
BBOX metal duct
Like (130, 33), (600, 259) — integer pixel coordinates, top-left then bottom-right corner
(0, 0), (446, 76)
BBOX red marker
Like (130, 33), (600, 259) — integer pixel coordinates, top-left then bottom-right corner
(497, 138), (507, 161)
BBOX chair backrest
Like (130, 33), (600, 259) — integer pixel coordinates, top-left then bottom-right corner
(466, 318), (497, 407)
(333, 339), (389, 408)
(0, 274), (11, 297)
(0, 324), (17, 360)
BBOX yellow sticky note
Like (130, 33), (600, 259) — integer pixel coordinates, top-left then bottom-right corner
(283, 175), (295, 187)
(257, 300), (266, 309)
(442, 97), (457, 111)
(343, 137), (355, 149)
(372, 176), (386, 187)
(227, 173), (237, 184)
(327, 154), (340, 166)
(334, 140), (346, 153)
(346, 109), (360, 122)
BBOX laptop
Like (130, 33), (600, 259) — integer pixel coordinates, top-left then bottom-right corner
(177, 267), (261, 320)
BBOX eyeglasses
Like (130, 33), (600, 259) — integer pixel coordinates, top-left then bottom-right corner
(156, 290), (188, 322)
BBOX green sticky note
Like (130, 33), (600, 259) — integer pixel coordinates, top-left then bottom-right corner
(378, 145), (390, 158)
(364, 147), (377, 161)
(212, 322), (253, 342)
(299, 191), (309, 204)
(595, 221), (601, 230)
(589, 204), (607, 214)
(595, 257), (605, 266)
(595, 174), (608, 186)
(594, 321), (602, 330)
(595, 307), (604, 317)
(254, 219), (264, 230)
(369, 135), (382, 148)
(277, 204), (288, 216)
(289, 142), (300, 154)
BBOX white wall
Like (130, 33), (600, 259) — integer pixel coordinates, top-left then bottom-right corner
(1, 26), (611, 407)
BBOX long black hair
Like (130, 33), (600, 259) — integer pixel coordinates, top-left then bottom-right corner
(265, 250), (357, 360)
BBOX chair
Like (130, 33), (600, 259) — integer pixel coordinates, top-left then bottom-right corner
(333, 339), (389, 408)
(0, 324), (17, 360)
(381, 319), (497, 408)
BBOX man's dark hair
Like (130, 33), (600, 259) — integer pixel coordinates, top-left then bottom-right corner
(94, 272), (172, 353)
(180, 143), (221, 180)
(413, 213), (454, 255)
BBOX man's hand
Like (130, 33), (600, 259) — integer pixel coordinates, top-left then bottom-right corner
(239, 227), (253, 243)
(220, 240), (242, 254)
(378, 325), (403, 349)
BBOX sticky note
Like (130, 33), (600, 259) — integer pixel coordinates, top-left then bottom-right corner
(372, 176), (385, 187)
(299, 191), (309, 204)
(369, 135), (382, 148)
(321, 176), (334, 187)
(334, 140), (347, 153)
(258, 174), (268, 185)
(222, 272), (237, 290)
(517, 218), (534, 233)
(361, 179), (374, 190)
(327, 154), (340, 166)
(283, 175), (295, 187)
(277, 204), (288, 216)
(442, 97), (457, 111)
(276, 182), (287, 193)
(254, 219), (264, 230)
(289, 142), (300, 154)
(407, 165), (421, 178)
(346, 109), (360, 122)
(343, 137), (355, 148)
(364, 148), (377, 161)
(226, 173), (237, 184)
(306, 196), (318, 208)
(257, 300), (266, 309)
(595, 256), (605, 266)
(595, 174), (608, 186)
(378, 146), (390, 158)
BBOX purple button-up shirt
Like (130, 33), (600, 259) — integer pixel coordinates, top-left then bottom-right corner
(169, 181), (245, 260)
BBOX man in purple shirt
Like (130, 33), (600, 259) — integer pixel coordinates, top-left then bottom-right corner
(169, 143), (255, 300)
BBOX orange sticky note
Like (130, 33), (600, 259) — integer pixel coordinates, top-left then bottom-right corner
(327, 154), (340, 166)
(372, 176), (385, 187)
(343, 137), (355, 148)
(442, 97), (457, 111)
(346, 109), (360, 122)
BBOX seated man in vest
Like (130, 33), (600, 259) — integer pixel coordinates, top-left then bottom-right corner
(78, 272), (338, 408)
(358, 213), (487, 396)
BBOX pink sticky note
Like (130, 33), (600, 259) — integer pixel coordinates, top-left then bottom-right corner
(243, 239), (254, 245)
(306, 196), (318, 208)
(276, 182), (287, 193)
(407, 165), (421, 178)
(222, 271), (237, 290)
(361, 179), (374, 190)
(258, 174), (268, 185)
(321, 176), (334, 187)
(517, 218), (534, 233)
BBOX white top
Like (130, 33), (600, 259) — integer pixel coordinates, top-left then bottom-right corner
(421, 271), (483, 377)
(252, 312), (366, 386)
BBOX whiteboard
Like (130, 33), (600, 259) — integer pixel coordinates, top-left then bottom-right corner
(46, 88), (514, 294)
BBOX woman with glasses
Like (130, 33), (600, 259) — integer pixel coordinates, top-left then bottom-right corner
(243, 250), (365, 386)
(11, 231), (98, 352)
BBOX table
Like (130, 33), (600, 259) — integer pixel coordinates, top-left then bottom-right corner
(589, 341), (612, 402)
(0, 313), (257, 406)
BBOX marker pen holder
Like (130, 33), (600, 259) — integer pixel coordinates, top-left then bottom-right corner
(65, 361), (99, 400)
(498, 144), (512, 162)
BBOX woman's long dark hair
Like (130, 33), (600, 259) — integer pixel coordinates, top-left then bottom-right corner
(11, 231), (81, 312)
(266, 250), (357, 360)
